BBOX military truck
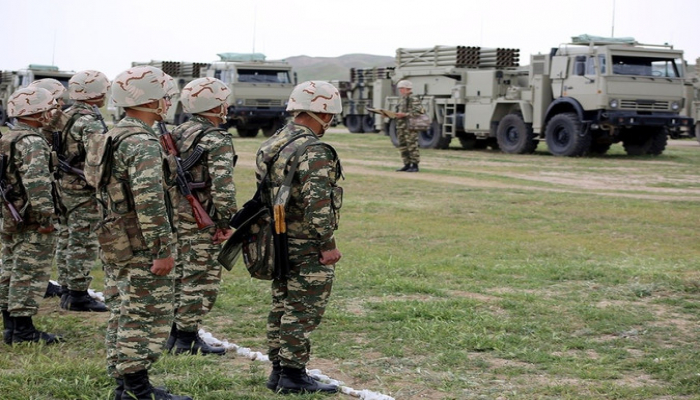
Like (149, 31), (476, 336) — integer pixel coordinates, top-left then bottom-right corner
(335, 67), (394, 133)
(383, 36), (692, 156)
(120, 53), (295, 137)
(682, 57), (700, 142)
(0, 64), (74, 126)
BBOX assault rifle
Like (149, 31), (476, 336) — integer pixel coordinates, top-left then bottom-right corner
(157, 122), (214, 230)
(0, 154), (23, 223)
(91, 105), (109, 133)
(52, 131), (86, 181)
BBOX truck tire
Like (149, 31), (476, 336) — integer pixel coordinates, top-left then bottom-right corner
(237, 128), (259, 138)
(621, 127), (665, 155)
(262, 121), (283, 137)
(588, 142), (612, 155)
(647, 128), (667, 156)
(496, 113), (537, 154)
(458, 134), (488, 150)
(362, 115), (377, 133)
(544, 112), (590, 157)
(346, 115), (363, 133)
(388, 119), (399, 147)
(419, 120), (451, 149)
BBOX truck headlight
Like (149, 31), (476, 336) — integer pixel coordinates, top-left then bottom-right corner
(671, 101), (680, 111)
(609, 99), (619, 109)
(236, 99), (244, 106)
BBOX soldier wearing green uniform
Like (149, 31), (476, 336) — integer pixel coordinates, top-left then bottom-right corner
(97, 66), (191, 400)
(257, 81), (344, 394)
(166, 77), (237, 355)
(0, 87), (63, 345)
(56, 70), (110, 312)
(394, 79), (422, 172)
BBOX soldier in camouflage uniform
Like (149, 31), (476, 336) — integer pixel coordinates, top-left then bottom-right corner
(0, 87), (63, 345)
(257, 81), (344, 394)
(99, 66), (190, 400)
(165, 77), (236, 356)
(394, 79), (422, 172)
(26, 78), (68, 299)
(54, 70), (110, 312)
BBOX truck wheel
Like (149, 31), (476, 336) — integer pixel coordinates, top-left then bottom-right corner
(237, 128), (259, 138)
(262, 121), (283, 137)
(496, 113), (537, 154)
(458, 134), (488, 150)
(545, 112), (590, 157)
(419, 120), (451, 149)
(647, 128), (667, 155)
(362, 115), (377, 133)
(388, 120), (399, 147)
(588, 142), (612, 155)
(346, 115), (363, 133)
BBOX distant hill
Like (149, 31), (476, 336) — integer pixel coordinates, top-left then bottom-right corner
(284, 54), (395, 83)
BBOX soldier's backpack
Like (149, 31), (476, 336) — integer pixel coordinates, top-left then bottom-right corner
(83, 129), (140, 189)
(218, 134), (317, 279)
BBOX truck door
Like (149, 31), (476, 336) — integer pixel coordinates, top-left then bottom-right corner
(550, 56), (569, 99)
(562, 55), (600, 110)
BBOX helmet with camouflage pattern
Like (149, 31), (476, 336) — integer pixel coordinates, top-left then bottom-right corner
(110, 65), (167, 107)
(7, 87), (56, 118)
(69, 70), (111, 100)
(28, 78), (66, 100)
(286, 81), (341, 115)
(397, 80), (412, 89)
(164, 74), (179, 99)
(180, 77), (230, 114)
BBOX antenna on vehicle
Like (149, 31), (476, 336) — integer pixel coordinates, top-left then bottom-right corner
(252, 5), (257, 53)
(611, 0), (616, 37)
(51, 28), (57, 65)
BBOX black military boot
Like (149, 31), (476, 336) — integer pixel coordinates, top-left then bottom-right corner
(59, 286), (69, 308)
(266, 360), (282, 391)
(164, 323), (177, 353)
(121, 369), (192, 400)
(12, 316), (63, 345)
(173, 329), (226, 356)
(61, 290), (108, 312)
(2, 309), (13, 345)
(44, 281), (63, 298)
(406, 163), (419, 172)
(396, 163), (410, 172)
(276, 367), (339, 394)
(113, 378), (124, 400)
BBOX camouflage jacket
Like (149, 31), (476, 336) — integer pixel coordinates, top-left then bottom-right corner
(396, 93), (423, 130)
(102, 117), (175, 259)
(255, 122), (343, 252)
(0, 122), (59, 230)
(59, 102), (106, 191)
(171, 115), (237, 229)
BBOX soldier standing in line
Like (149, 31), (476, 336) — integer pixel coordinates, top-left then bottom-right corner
(165, 77), (236, 355)
(26, 78), (68, 299)
(0, 87), (63, 345)
(257, 81), (344, 394)
(97, 66), (190, 400)
(54, 70), (110, 312)
(394, 79), (422, 172)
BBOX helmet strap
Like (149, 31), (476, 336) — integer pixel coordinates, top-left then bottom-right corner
(130, 98), (166, 119)
(306, 111), (331, 132)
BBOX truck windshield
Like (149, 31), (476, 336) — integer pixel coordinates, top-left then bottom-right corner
(237, 69), (291, 83)
(611, 55), (683, 78)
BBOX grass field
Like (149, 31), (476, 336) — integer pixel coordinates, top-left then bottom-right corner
(1, 128), (700, 400)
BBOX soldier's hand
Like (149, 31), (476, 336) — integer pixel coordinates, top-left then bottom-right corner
(212, 228), (233, 244)
(37, 225), (55, 234)
(319, 248), (342, 265)
(395, 112), (407, 118)
(151, 256), (175, 276)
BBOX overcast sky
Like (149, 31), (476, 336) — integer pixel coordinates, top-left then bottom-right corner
(2, 0), (698, 80)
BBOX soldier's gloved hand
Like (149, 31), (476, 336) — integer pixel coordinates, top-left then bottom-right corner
(37, 224), (55, 234)
(319, 248), (342, 265)
(212, 228), (233, 244)
(151, 256), (175, 276)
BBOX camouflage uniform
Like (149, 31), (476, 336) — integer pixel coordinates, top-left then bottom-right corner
(0, 121), (58, 318)
(396, 93), (423, 166)
(171, 114), (237, 333)
(57, 102), (104, 294)
(256, 121), (343, 370)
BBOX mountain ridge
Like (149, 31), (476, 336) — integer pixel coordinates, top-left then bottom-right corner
(283, 54), (395, 83)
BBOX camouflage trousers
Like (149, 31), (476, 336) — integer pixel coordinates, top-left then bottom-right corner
(103, 251), (174, 377)
(396, 121), (420, 165)
(57, 190), (100, 291)
(173, 220), (223, 332)
(267, 239), (335, 369)
(0, 230), (55, 316)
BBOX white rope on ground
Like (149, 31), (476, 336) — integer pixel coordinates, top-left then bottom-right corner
(199, 329), (395, 400)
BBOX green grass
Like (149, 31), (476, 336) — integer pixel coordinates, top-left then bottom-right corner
(2, 130), (700, 399)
